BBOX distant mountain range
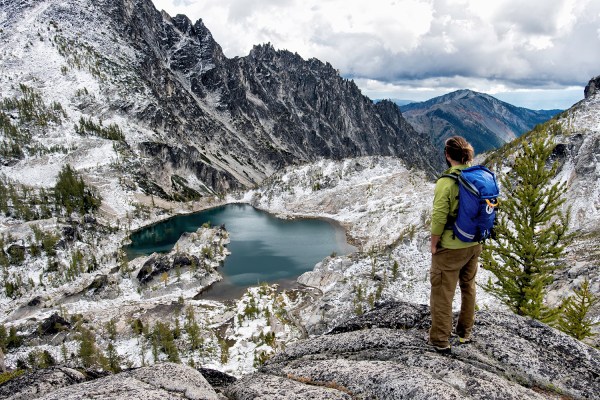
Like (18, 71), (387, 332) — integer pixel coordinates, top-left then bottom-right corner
(400, 90), (563, 154)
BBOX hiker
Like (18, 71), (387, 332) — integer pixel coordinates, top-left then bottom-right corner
(428, 136), (482, 353)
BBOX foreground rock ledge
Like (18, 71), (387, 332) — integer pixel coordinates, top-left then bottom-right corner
(2, 302), (599, 399)
(229, 302), (600, 400)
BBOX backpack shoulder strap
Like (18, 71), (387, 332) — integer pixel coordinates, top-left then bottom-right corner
(438, 172), (460, 233)
(437, 172), (459, 183)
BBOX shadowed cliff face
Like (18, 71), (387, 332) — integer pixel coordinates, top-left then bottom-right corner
(5, 302), (597, 399)
(584, 75), (600, 99)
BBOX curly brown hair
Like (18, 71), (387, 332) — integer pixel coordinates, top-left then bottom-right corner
(445, 136), (474, 164)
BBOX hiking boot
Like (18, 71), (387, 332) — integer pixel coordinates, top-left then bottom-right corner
(427, 341), (451, 354)
(451, 332), (474, 345)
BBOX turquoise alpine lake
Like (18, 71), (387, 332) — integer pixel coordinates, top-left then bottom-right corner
(125, 204), (356, 299)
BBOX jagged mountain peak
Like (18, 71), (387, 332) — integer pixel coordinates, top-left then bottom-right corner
(0, 0), (442, 206)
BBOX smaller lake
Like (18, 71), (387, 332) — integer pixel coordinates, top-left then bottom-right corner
(125, 204), (356, 299)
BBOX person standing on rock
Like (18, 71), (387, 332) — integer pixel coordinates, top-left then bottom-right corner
(428, 136), (482, 353)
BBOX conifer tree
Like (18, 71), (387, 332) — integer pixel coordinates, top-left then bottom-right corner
(557, 279), (599, 341)
(54, 164), (101, 215)
(152, 322), (180, 363)
(78, 326), (101, 368)
(185, 306), (202, 351)
(7, 326), (22, 349)
(106, 342), (121, 373)
(481, 133), (570, 323)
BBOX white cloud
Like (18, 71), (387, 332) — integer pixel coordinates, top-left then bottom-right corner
(151, 0), (599, 109)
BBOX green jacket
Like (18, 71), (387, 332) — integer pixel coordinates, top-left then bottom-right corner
(431, 165), (480, 249)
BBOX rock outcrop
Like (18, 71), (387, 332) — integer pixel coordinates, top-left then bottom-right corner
(227, 302), (600, 399)
(0, 367), (89, 400)
(1, 363), (220, 400)
(584, 75), (600, 99)
(2, 302), (598, 399)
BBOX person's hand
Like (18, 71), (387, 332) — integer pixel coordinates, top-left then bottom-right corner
(430, 234), (441, 254)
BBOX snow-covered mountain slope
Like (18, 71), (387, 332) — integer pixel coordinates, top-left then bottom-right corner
(0, 0), (440, 379)
(0, 0), (440, 212)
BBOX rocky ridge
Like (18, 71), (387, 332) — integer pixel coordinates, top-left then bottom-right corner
(584, 75), (600, 99)
(229, 301), (600, 399)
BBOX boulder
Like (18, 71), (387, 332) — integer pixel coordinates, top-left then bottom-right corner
(27, 296), (43, 307)
(173, 253), (197, 269)
(0, 363), (220, 400)
(86, 274), (109, 292)
(197, 367), (237, 390)
(39, 313), (71, 335)
(136, 254), (171, 284)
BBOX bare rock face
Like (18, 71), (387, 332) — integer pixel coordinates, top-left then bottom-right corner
(3, 303), (598, 399)
(226, 301), (600, 400)
(584, 75), (600, 99)
(38, 313), (71, 336)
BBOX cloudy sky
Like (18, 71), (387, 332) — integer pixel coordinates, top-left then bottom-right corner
(151, 0), (600, 110)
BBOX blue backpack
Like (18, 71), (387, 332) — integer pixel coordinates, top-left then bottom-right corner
(441, 165), (500, 242)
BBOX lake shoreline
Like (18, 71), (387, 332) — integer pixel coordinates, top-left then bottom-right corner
(125, 203), (357, 300)
(125, 198), (360, 256)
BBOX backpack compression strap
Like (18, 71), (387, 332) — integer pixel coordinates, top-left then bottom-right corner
(438, 173), (459, 230)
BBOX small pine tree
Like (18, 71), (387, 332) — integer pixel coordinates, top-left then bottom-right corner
(392, 260), (399, 281)
(152, 322), (180, 363)
(482, 133), (571, 323)
(7, 326), (22, 349)
(105, 318), (117, 341)
(106, 342), (121, 373)
(558, 279), (600, 341)
(61, 343), (69, 363)
(78, 327), (100, 368)
(185, 307), (202, 351)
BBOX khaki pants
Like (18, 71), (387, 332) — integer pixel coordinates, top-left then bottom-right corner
(429, 245), (482, 347)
